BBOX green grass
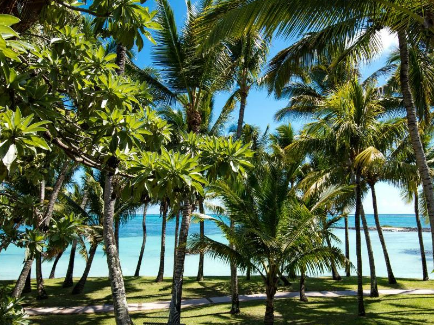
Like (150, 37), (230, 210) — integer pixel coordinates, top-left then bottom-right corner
(2, 275), (433, 308)
(29, 295), (434, 325)
(2, 276), (433, 324)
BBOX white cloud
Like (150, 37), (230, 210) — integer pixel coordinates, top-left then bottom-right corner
(377, 28), (398, 53)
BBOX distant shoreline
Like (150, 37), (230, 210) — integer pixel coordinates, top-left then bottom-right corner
(334, 226), (431, 233)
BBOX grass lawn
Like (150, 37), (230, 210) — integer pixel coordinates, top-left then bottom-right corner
(2, 275), (432, 308)
(29, 295), (434, 324)
(1, 276), (433, 324)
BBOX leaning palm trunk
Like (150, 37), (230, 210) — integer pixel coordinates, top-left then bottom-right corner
(344, 215), (350, 277)
(72, 243), (98, 294)
(414, 192), (429, 281)
(355, 172), (365, 316)
(11, 258), (33, 299)
(49, 251), (63, 279)
(360, 205), (379, 297)
(370, 183), (396, 284)
(299, 270), (308, 302)
(23, 268), (32, 293)
(156, 205), (167, 283)
(196, 199), (205, 281)
(63, 240), (78, 288)
(398, 29), (434, 266)
(168, 200), (192, 324)
(230, 218), (240, 314)
(37, 161), (71, 299)
(325, 231), (341, 280)
(103, 173), (132, 325)
(63, 191), (88, 287)
(134, 201), (149, 277)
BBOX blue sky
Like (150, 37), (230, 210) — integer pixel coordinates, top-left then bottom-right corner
(135, 1), (413, 215)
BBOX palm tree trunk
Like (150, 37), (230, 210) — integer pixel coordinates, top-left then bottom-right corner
(63, 191), (88, 287)
(246, 265), (251, 280)
(370, 183), (396, 284)
(264, 278), (277, 325)
(398, 29), (434, 265)
(134, 201), (149, 277)
(172, 212), (180, 285)
(42, 160), (71, 227)
(72, 243), (98, 294)
(325, 231), (341, 280)
(360, 204), (379, 297)
(36, 253), (48, 300)
(236, 90), (248, 139)
(344, 215), (350, 277)
(355, 172), (365, 316)
(103, 172), (132, 325)
(415, 192), (429, 281)
(37, 161), (70, 298)
(115, 218), (120, 251)
(229, 218), (240, 314)
(196, 199), (205, 281)
(63, 240), (77, 288)
(168, 200), (192, 324)
(116, 44), (127, 75)
(156, 203), (167, 283)
(23, 267), (32, 293)
(49, 251), (63, 279)
(299, 271), (308, 302)
(11, 258), (33, 298)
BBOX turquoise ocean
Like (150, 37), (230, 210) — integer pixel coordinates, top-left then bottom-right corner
(0, 214), (432, 280)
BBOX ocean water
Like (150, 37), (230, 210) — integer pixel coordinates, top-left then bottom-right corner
(0, 214), (432, 280)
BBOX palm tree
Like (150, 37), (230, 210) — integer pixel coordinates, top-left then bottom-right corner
(190, 157), (346, 325)
(134, 197), (151, 277)
(288, 79), (404, 311)
(225, 31), (269, 138)
(156, 199), (169, 282)
(200, 0), (434, 269)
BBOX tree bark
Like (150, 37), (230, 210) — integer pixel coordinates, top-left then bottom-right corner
(229, 218), (240, 314)
(115, 218), (120, 251)
(355, 172), (365, 316)
(23, 267), (32, 293)
(264, 277), (277, 325)
(344, 215), (350, 277)
(172, 212), (180, 285)
(134, 201), (149, 277)
(415, 192), (429, 281)
(63, 191), (88, 287)
(43, 161), (71, 227)
(168, 200), (192, 324)
(398, 29), (434, 266)
(72, 243), (98, 294)
(196, 199), (205, 281)
(325, 227), (341, 280)
(103, 173), (132, 325)
(36, 253), (48, 300)
(299, 271), (308, 302)
(11, 258), (33, 299)
(63, 240), (77, 288)
(236, 90), (248, 139)
(116, 45), (127, 76)
(370, 183), (396, 284)
(360, 204), (379, 297)
(246, 265), (251, 280)
(156, 202), (167, 283)
(49, 251), (63, 279)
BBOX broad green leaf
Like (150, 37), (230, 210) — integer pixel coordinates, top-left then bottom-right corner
(0, 15), (20, 27)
